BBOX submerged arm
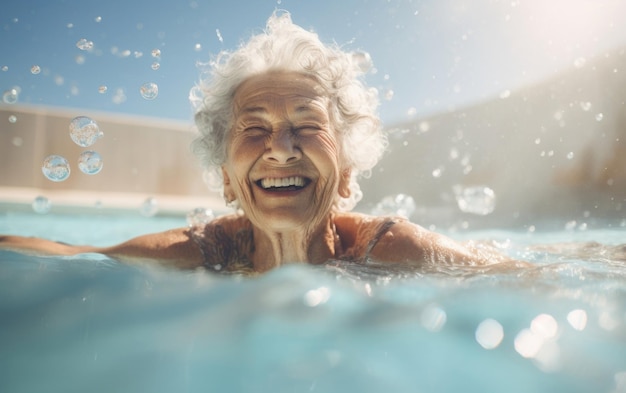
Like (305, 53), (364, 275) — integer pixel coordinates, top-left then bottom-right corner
(0, 228), (204, 269)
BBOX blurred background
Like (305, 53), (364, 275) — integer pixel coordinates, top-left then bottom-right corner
(1, 0), (625, 227)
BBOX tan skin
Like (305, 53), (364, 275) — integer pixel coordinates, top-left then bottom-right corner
(0, 71), (494, 272)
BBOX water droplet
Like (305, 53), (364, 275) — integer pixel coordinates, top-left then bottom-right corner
(76, 38), (94, 51)
(3, 88), (19, 104)
(186, 207), (215, 227)
(151, 48), (161, 58)
(42, 155), (71, 182)
(98, 85), (107, 94)
(140, 197), (159, 217)
(566, 152), (574, 159)
(432, 166), (444, 178)
(69, 116), (102, 147)
(475, 319), (504, 350)
(30, 65), (41, 75)
(371, 194), (416, 218)
(595, 113), (604, 121)
(151, 62), (160, 70)
(78, 150), (103, 175)
(579, 101), (592, 111)
(454, 185), (496, 215)
(140, 82), (158, 100)
(32, 196), (51, 214)
(8, 115), (17, 123)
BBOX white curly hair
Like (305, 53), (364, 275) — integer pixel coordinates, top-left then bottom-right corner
(190, 11), (387, 211)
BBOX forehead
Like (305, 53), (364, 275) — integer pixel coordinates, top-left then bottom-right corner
(233, 71), (328, 114)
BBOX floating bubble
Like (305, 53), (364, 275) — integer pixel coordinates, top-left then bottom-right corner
(151, 62), (160, 70)
(12, 137), (23, 147)
(32, 196), (51, 214)
(579, 101), (592, 111)
(573, 57), (586, 68)
(98, 85), (107, 94)
(78, 150), (103, 175)
(1, 65), (8, 71)
(140, 197), (158, 217)
(94, 16), (102, 23)
(151, 48), (161, 58)
(454, 185), (495, 215)
(595, 113), (604, 122)
(421, 304), (447, 332)
(186, 207), (215, 227)
(351, 51), (373, 73)
(75, 55), (85, 65)
(76, 38), (94, 50)
(215, 28), (223, 43)
(42, 155), (70, 182)
(69, 116), (102, 147)
(8, 115), (17, 123)
(567, 152), (574, 160)
(3, 88), (19, 104)
(475, 319), (504, 350)
(30, 65), (41, 74)
(194, 43), (202, 51)
(140, 82), (158, 100)
(372, 194), (416, 219)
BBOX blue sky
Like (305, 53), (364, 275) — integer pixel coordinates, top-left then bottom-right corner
(2, 0), (626, 125)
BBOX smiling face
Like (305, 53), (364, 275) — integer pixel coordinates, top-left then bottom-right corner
(222, 70), (351, 232)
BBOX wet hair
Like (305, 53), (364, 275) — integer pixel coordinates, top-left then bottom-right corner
(190, 11), (386, 211)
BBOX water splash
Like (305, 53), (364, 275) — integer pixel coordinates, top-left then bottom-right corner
(454, 185), (496, 215)
(372, 194), (416, 218)
(186, 207), (215, 227)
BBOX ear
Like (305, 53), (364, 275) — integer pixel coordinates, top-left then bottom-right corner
(338, 168), (352, 198)
(222, 166), (235, 203)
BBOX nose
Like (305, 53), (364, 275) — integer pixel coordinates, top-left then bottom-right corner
(263, 129), (302, 164)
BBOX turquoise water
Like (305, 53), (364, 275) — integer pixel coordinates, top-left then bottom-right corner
(1, 212), (625, 393)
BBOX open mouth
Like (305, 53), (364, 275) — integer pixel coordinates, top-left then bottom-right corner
(256, 176), (311, 192)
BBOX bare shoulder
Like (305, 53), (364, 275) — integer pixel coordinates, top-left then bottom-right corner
(335, 212), (485, 266)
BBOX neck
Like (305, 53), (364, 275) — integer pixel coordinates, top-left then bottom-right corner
(251, 216), (338, 272)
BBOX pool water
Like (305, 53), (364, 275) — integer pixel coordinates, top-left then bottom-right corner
(1, 212), (625, 393)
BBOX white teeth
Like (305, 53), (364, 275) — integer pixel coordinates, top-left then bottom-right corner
(260, 177), (305, 189)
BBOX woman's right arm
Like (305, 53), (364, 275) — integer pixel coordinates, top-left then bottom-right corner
(0, 228), (204, 269)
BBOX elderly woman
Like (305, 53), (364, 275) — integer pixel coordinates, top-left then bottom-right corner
(1, 13), (500, 273)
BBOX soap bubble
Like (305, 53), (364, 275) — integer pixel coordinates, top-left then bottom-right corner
(69, 116), (102, 147)
(372, 194), (416, 218)
(30, 65), (41, 74)
(140, 82), (158, 100)
(8, 115), (17, 123)
(78, 150), (103, 175)
(3, 88), (19, 104)
(454, 185), (495, 215)
(42, 155), (70, 182)
(76, 38), (94, 50)
(140, 197), (158, 217)
(151, 62), (160, 70)
(186, 207), (215, 227)
(98, 85), (107, 94)
(32, 196), (51, 214)
(151, 48), (161, 58)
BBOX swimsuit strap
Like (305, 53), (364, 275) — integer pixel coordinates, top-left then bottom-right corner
(363, 219), (397, 260)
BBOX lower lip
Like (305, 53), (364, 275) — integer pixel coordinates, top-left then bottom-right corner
(255, 184), (308, 197)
